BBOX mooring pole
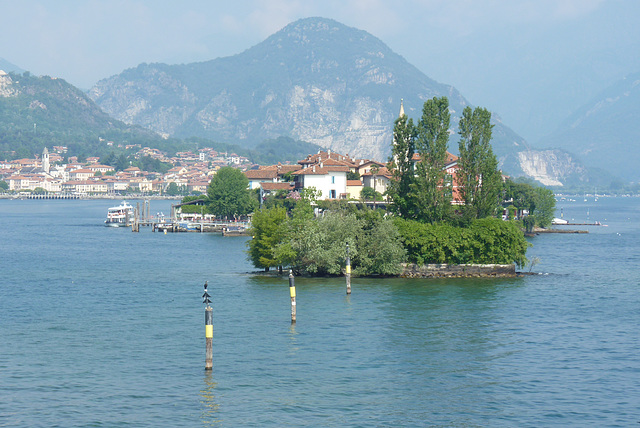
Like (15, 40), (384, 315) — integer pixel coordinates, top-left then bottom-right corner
(346, 243), (351, 295)
(289, 270), (296, 323)
(202, 281), (213, 370)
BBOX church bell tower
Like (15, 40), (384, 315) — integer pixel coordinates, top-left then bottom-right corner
(42, 147), (50, 174)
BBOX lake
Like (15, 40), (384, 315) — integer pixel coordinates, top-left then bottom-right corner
(1, 196), (639, 426)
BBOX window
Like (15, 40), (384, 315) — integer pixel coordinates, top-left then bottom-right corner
(331, 175), (335, 184)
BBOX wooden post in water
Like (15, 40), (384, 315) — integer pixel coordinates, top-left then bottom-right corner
(289, 270), (296, 323)
(346, 243), (351, 295)
(203, 281), (213, 370)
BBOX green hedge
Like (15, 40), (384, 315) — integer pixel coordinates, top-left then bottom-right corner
(394, 217), (529, 267)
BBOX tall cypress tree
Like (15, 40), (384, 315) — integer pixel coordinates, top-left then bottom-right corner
(457, 106), (502, 220)
(411, 96), (452, 223)
(388, 113), (416, 218)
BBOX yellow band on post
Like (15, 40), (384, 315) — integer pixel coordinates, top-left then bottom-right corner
(290, 287), (296, 298)
(346, 265), (351, 274)
(206, 325), (213, 338)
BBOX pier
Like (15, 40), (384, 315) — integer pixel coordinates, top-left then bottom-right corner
(129, 200), (250, 234)
(23, 193), (83, 199)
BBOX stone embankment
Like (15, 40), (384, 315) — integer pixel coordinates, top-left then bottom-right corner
(400, 263), (516, 278)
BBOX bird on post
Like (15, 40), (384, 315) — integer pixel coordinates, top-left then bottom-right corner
(202, 281), (211, 307)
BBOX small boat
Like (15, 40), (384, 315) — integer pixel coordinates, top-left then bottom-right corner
(552, 217), (568, 225)
(223, 225), (247, 236)
(105, 201), (134, 227)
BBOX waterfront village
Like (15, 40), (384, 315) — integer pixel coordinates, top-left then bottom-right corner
(0, 145), (465, 204)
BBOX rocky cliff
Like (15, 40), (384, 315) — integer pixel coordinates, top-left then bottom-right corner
(90, 17), (594, 185)
(90, 19), (524, 163)
(517, 150), (587, 186)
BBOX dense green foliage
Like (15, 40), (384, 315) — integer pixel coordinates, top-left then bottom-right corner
(206, 167), (257, 217)
(504, 178), (557, 228)
(248, 205), (406, 276)
(394, 217), (529, 267)
(457, 106), (502, 220)
(248, 206), (288, 271)
(387, 113), (416, 217)
(411, 96), (453, 223)
(360, 186), (383, 201)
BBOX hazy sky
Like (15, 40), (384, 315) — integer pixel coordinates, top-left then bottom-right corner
(1, 0), (639, 143)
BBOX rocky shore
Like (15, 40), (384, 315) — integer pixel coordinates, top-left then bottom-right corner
(400, 263), (517, 278)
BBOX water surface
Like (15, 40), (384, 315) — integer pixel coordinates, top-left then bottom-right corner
(1, 197), (639, 426)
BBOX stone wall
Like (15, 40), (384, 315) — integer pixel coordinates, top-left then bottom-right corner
(400, 263), (516, 278)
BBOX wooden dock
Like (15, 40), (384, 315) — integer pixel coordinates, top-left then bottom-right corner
(128, 200), (249, 234)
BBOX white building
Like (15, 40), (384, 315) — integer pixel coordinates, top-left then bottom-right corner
(292, 163), (349, 199)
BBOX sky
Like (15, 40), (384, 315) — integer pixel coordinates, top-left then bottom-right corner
(1, 0), (639, 144)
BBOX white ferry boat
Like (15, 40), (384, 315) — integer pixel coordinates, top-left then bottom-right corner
(105, 201), (134, 227)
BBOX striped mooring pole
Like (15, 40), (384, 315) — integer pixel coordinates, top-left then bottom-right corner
(289, 270), (296, 323)
(202, 281), (213, 370)
(346, 243), (351, 295)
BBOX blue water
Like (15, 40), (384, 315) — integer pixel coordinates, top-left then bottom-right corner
(1, 197), (639, 427)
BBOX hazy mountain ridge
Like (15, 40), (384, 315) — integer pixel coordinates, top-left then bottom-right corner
(89, 17), (531, 171)
(0, 70), (321, 164)
(0, 57), (24, 75)
(540, 71), (640, 182)
(0, 70), (186, 159)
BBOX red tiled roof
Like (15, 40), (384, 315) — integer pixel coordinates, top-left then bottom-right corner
(361, 166), (393, 179)
(298, 150), (356, 166)
(245, 169), (277, 179)
(261, 182), (295, 191)
(347, 180), (363, 186)
(293, 164), (350, 175)
(86, 164), (114, 169)
(411, 151), (458, 164)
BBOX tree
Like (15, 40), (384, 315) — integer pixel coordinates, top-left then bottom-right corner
(361, 186), (383, 201)
(504, 179), (536, 216)
(354, 210), (406, 276)
(411, 96), (452, 223)
(346, 170), (361, 181)
(532, 186), (556, 228)
(504, 179), (556, 228)
(165, 182), (186, 196)
(115, 154), (129, 171)
(387, 112), (416, 217)
(247, 207), (288, 271)
(457, 106), (502, 220)
(273, 201), (315, 270)
(0, 180), (8, 192)
(206, 166), (257, 218)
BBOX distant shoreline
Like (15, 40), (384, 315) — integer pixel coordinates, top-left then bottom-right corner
(0, 194), (180, 200)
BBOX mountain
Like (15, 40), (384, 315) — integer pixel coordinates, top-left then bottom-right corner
(0, 70), (321, 164)
(89, 17), (532, 173)
(0, 70), (173, 159)
(539, 71), (640, 182)
(0, 57), (24, 74)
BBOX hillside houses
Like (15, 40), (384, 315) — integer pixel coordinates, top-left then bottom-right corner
(0, 146), (251, 195)
(243, 150), (392, 201)
(241, 147), (465, 205)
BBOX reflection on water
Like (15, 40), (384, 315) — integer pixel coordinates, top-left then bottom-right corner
(200, 371), (221, 426)
(288, 323), (299, 356)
